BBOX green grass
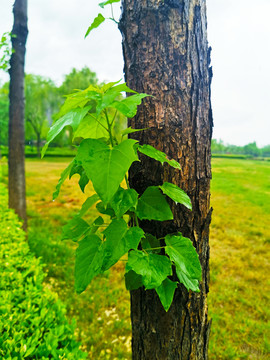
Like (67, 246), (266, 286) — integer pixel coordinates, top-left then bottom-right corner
(1, 157), (269, 359)
(209, 158), (270, 359)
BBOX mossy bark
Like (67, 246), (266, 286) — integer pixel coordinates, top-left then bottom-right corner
(119, 0), (213, 358)
(9, 0), (28, 230)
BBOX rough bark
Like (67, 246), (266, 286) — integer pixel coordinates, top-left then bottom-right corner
(9, 0), (28, 230)
(119, 0), (213, 359)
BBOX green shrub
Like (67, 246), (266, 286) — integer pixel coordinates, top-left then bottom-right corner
(0, 184), (87, 359)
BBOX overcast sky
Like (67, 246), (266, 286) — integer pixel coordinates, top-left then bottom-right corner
(0, 0), (269, 147)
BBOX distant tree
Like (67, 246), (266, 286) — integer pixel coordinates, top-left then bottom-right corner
(59, 67), (98, 96)
(243, 142), (261, 157)
(25, 74), (60, 157)
(261, 145), (270, 158)
(8, 0), (28, 230)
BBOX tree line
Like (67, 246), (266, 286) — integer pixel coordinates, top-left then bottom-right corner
(212, 139), (270, 158)
(0, 67), (98, 156)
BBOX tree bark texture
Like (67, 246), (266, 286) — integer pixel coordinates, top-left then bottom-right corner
(119, 0), (213, 359)
(9, 0), (28, 230)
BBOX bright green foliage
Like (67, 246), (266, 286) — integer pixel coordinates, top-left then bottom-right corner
(111, 187), (138, 219)
(53, 159), (75, 200)
(43, 81), (200, 312)
(160, 182), (192, 209)
(0, 32), (13, 71)
(99, 0), (120, 8)
(138, 144), (181, 169)
(75, 234), (104, 293)
(77, 138), (138, 203)
(0, 185), (87, 359)
(136, 186), (173, 221)
(165, 233), (202, 292)
(126, 250), (172, 289)
(156, 278), (178, 311)
(85, 14), (105, 38)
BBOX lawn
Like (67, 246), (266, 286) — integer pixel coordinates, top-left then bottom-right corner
(1, 157), (269, 359)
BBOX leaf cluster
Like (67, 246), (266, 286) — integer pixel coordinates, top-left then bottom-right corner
(42, 81), (202, 312)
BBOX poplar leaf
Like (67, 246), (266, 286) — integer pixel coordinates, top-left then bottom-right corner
(165, 233), (202, 286)
(73, 114), (108, 140)
(121, 127), (148, 137)
(125, 270), (143, 291)
(176, 269), (200, 292)
(85, 14), (105, 38)
(136, 186), (173, 221)
(77, 194), (99, 217)
(160, 182), (192, 210)
(99, 0), (120, 8)
(69, 162), (89, 193)
(62, 216), (90, 242)
(76, 138), (139, 203)
(126, 250), (172, 289)
(156, 278), (178, 312)
(110, 187), (138, 219)
(102, 220), (144, 271)
(137, 144), (181, 170)
(111, 93), (149, 118)
(41, 107), (90, 158)
(53, 159), (75, 200)
(75, 235), (104, 293)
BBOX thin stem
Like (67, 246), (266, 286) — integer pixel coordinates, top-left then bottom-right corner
(143, 246), (166, 251)
(105, 109), (114, 146)
(88, 113), (109, 133)
(110, 110), (118, 127)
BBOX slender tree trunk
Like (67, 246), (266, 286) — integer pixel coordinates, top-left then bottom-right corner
(119, 0), (213, 359)
(9, 0), (28, 230)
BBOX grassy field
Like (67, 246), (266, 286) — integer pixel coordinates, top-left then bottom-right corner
(1, 157), (269, 359)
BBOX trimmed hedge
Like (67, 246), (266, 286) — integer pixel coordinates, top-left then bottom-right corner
(0, 185), (87, 359)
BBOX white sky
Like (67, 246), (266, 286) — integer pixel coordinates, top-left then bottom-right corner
(0, 0), (269, 147)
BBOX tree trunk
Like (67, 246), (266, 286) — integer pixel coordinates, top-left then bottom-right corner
(119, 0), (213, 359)
(9, 0), (28, 230)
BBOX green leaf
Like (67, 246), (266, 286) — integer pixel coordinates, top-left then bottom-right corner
(126, 250), (172, 289)
(160, 182), (192, 210)
(165, 233), (202, 286)
(136, 186), (173, 221)
(111, 93), (149, 118)
(96, 201), (115, 218)
(73, 114), (109, 140)
(57, 85), (100, 118)
(41, 107), (90, 157)
(89, 216), (104, 234)
(99, 0), (120, 8)
(77, 194), (99, 217)
(102, 219), (144, 271)
(125, 270), (143, 291)
(121, 127), (148, 137)
(69, 162), (89, 193)
(62, 216), (90, 242)
(141, 233), (161, 254)
(85, 13), (105, 38)
(137, 144), (181, 170)
(75, 234), (104, 293)
(176, 269), (200, 292)
(155, 278), (178, 312)
(76, 138), (139, 203)
(53, 159), (75, 200)
(110, 187), (138, 219)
